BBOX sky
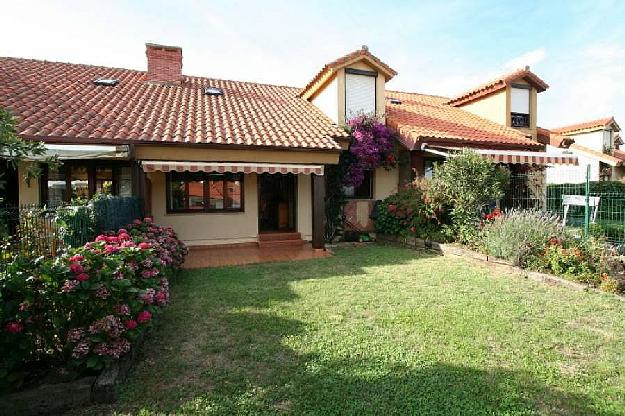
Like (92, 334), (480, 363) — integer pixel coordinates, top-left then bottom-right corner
(1, 0), (624, 129)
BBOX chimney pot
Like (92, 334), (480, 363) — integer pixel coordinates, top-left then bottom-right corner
(145, 43), (182, 84)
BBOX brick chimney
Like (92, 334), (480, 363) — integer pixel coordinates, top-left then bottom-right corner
(145, 43), (182, 84)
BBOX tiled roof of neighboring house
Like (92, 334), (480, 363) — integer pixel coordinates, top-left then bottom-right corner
(569, 143), (625, 166)
(299, 46), (397, 100)
(551, 117), (620, 135)
(446, 67), (549, 107)
(0, 57), (347, 150)
(536, 127), (574, 148)
(385, 90), (541, 150)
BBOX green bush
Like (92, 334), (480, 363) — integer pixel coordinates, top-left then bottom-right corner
(431, 150), (509, 244)
(479, 210), (564, 266)
(541, 236), (607, 286)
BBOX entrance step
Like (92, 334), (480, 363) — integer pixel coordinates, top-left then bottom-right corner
(257, 232), (305, 248)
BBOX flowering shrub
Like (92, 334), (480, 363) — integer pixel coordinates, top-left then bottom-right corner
(374, 181), (452, 241)
(540, 236), (606, 286)
(0, 218), (187, 392)
(343, 115), (397, 187)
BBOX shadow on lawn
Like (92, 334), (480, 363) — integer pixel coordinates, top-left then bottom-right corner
(111, 246), (612, 416)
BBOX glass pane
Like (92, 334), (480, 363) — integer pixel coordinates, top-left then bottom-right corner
(169, 179), (186, 211)
(47, 166), (66, 207)
(118, 166), (132, 197)
(188, 181), (204, 210)
(208, 177), (224, 210)
(70, 166), (89, 201)
(225, 177), (242, 209)
(95, 166), (113, 195)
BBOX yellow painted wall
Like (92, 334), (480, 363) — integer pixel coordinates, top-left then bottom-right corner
(149, 171), (315, 246)
(18, 162), (40, 205)
(459, 89), (508, 126)
(149, 171), (259, 246)
(374, 166), (399, 200)
(135, 146), (340, 164)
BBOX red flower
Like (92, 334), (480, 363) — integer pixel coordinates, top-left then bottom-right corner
(69, 263), (84, 274)
(106, 236), (119, 244)
(138, 242), (151, 250)
(95, 235), (107, 242)
(137, 310), (152, 324)
(5, 321), (24, 334)
(118, 232), (130, 241)
(69, 254), (84, 263)
(76, 273), (90, 282)
(124, 319), (138, 330)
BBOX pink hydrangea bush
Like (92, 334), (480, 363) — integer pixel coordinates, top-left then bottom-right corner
(60, 218), (187, 371)
(0, 218), (187, 390)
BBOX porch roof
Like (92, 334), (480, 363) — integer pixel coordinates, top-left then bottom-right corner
(141, 161), (324, 175)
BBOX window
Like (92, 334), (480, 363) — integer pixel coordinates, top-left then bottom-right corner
(344, 170), (373, 199)
(166, 172), (243, 213)
(511, 86), (530, 128)
(603, 130), (614, 153)
(345, 69), (376, 119)
(43, 162), (131, 206)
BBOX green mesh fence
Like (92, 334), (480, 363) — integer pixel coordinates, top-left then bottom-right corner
(502, 169), (625, 245)
(92, 196), (142, 233)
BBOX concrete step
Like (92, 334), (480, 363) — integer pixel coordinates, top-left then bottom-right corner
(258, 232), (301, 242)
(257, 239), (306, 248)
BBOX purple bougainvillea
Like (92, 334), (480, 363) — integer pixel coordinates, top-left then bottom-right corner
(343, 115), (397, 187)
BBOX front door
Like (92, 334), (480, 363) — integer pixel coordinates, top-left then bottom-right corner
(258, 173), (296, 232)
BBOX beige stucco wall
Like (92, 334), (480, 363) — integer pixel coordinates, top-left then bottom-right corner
(149, 171), (259, 246)
(311, 78), (339, 124)
(150, 171), (315, 246)
(374, 166), (399, 200)
(18, 162), (40, 205)
(459, 89), (508, 126)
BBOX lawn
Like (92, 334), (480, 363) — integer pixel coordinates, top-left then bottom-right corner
(92, 245), (625, 415)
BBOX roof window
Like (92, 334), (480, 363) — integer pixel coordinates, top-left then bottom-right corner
(389, 98), (402, 105)
(204, 86), (224, 96)
(93, 78), (119, 86)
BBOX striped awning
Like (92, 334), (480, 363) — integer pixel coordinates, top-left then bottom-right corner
(423, 145), (578, 166)
(141, 161), (324, 175)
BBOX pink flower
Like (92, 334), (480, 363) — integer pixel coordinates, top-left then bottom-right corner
(93, 339), (131, 358)
(154, 291), (168, 306)
(114, 304), (131, 315)
(4, 321), (24, 333)
(137, 310), (152, 324)
(118, 232), (130, 241)
(144, 217), (153, 224)
(133, 219), (142, 225)
(61, 280), (80, 292)
(94, 285), (110, 299)
(95, 235), (107, 242)
(104, 245), (120, 254)
(106, 236), (119, 244)
(76, 273), (90, 282)
(139, 288), (155, 304)
(138, 242), (151, 250)
(118, 228), (128, 234)
(124, 319), (138, 330)
(72, 341), (90, 358)
(69, 263), (84, 274)
(69, 254), (84, 262)
(66, 328), (85, 343)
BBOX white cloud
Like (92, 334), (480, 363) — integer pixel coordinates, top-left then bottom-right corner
(503, 48), (547, 70)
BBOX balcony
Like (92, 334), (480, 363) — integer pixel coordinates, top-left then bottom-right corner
(511, 112), (530, 128)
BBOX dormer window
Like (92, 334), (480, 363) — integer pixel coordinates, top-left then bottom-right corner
(511, 85), (530, 128)
(345, 68), (377, 119)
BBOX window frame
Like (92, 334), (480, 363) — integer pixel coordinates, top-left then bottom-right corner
(343, 170), (374, 200)
(510, 84), (531, 128)
(344, 68), (378, 121)
(165, 171), (244, 214)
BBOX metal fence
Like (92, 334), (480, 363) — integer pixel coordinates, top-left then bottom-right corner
(503, 166), (625, 245)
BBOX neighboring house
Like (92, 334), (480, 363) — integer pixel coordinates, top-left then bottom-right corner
(541, 117), (624, 184)
(0, 44), (579, 245)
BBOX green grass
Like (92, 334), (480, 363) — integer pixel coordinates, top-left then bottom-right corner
(96, 245), (625, 415)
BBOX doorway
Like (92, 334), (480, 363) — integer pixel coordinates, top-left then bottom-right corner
(258, 173), (297, 232)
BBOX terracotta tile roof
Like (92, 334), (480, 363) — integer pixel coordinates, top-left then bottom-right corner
(385, 90), (541, 150)
(551, 117), (620, 135)
(569, 143), (624, 166)
(300, 46), (397, 100)
(446, 67), (549, 107)
(0, 57), (347, 150)
(536, 127), (574, 148)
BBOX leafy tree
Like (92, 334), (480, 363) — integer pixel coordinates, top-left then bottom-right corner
(0, 107), (51, 190)
(431, 150), (509, 244)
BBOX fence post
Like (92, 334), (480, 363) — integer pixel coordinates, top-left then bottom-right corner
(584, 164), (590, 238)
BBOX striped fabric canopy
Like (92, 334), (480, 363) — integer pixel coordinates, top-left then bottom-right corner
(424, 146), (578, 166)
(141, 161), (324, 175)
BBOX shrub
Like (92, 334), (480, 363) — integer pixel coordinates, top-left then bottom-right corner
(0, 217), (187, 392)
(479, 209), (564, 266)
(541, 236), (607, 286)
(374, 181), (451, 241)
(431, 150), (509, 244)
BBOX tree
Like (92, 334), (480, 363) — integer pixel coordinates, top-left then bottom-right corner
(0, 107), (50, 191)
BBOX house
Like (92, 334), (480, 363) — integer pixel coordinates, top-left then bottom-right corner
(0, 44), (579, 245)
(540, 117), (624, 184)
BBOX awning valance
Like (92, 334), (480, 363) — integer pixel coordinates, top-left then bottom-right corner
(141, 161), (324, 175)
(21, 144), (130, 160)
(423, 145), (578, 166)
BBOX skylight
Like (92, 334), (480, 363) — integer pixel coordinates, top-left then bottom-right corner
(93, 78), (119, 86)
(389, 98), (401, 105)
(204, 86), (224, 96)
